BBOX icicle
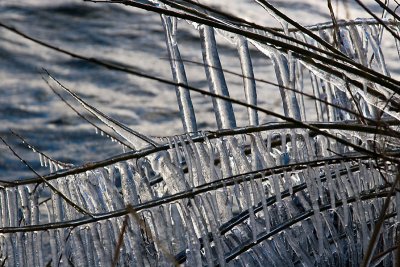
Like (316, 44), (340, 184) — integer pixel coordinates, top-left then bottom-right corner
(262, 241), (284, 266)
(226, 137), (251, 175)
(325, 211), (346, 265)
(339, 162), (355, 198)
(28, 184), (43, 266)
(143, 209), (172, 266)
(271, 174), (282, 207)
(167, 136), (179, 167)
(69, 228), (88, 266)
(236, 36), (259, 126)
(396, 185), (400, 231)
(89, 224), (107, 267)
(16, 187), (31, 266)
(285, 229), (315, 267)
(81, 227), (96, 267)
(324, 83), (336, 122)
(345, 163), (370, 253)
(96, 222), (113, 266)
(249, 134), (265, 171)
(205, 136), (232, 222)
(283, 171), (293, 195)
(287, 52), (302, 120)
(117, 162), (140, 205)
(189, 196), (215, 266)
(170, 204), (186, 253)
(50, 183), (69, 264)
(199, 25), (236, 129)
(186, 135), (207, 186)
(315, 168), (325, 205)
(249, 41), (301, 119)
(61, 177), (80, 218)
(150, 152), (188, 194)
(255, 173), (271, 232)
(249, 176), (260, 208)
(242, 176), (258, 243)
(289, 130), (298, 164)
(181, 207), (203, 266)
(280, 134), (290, 165)
(273, 233), (296, 266)
(44, 201), (60, 267)
(173, 135), (184, 166)
(254, 133), (275, 168)
(363, 24), (390, 76)
(38, 153), (44, 167)
(5, 188), (18, 228)
(348, 22), (368, 66)
(201, 195), (226, 267)
(79, 171), (106, 213)
(177, 135), (194, 187)
(305, 168), (324, 259)
(49, 161), (54, 173)
(302, 131), (316, 161)
(219, 178), (234, 222)
(96, 168), (124, 211)
(216, 138), (234, 178)
(315, 135), (330, 158)
(124, 215), (145, 266)
(204, 136), (219, 182)
(294, 58), (307, 120)
(309, 72), (324, 121)
(161, 15), (197, 132)
(15, 233), (25, 266)
(324, 164), (337, 209)
(334, 168), (349, 226)
(339, 27), (356, 58)
(32, 231), (44, 267)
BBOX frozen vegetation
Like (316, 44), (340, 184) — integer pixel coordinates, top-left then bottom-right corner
(0, 0), (399, 266)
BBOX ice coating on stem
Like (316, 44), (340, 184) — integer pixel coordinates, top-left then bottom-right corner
(250, 41), (301, 119)
(45, 74), (157, 150)
(199, 25), (237, 129)
(236, 36), (259, 126)
(161, 14), (198, 133)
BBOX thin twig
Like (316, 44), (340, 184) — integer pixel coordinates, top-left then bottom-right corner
(3, 121), (399, 187)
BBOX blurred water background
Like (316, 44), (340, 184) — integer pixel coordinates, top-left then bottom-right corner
(1, 0), (399, 180)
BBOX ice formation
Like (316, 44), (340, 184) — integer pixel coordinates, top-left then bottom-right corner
(0, 0), (399, 266)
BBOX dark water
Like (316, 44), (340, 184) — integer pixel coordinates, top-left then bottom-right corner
(0, 1), (186, 179)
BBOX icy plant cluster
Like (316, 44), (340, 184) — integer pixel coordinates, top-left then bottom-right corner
(0, 0), (400, 266)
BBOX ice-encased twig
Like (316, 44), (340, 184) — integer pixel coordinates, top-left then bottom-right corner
(161, 14), (198, 133)
(44, 73), (158, 150)
(236, 36), (259, 126)
(199, 25), (237, 129)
